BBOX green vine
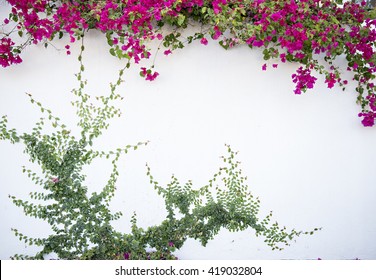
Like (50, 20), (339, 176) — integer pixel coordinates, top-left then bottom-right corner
(1, 41), (147, 259)
(1, 37), (319, 260)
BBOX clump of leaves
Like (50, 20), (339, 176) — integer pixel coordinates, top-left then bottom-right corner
(0, 41), (319, 260)
(81, 145), (321, 260)
(137, 144), (320, 254)
(0, 43), (147, 260)
(1, 88), (320, 259)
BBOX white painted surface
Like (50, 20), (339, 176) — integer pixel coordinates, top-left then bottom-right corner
(1, 5), (376, 260)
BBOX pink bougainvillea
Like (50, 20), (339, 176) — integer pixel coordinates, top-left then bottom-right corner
(1, 0), (376, 126)
(0, 37), (22, 67)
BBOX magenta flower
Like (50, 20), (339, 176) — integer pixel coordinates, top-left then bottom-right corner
(213, 26), (222, 40)
(252, 40), (264, 47)
(358, 112), (375, 127)
(280, 53), (286, 63)
(270, 12), (282, 22)
(367, 95), (376, 111)
(295, 53), (305, 60)
(0, 37), (22, 67)
(325, 73), (336, 89)
(140, 67), (147, 77)
(246, 36), (256, 45)
(164, 49), (172, 56)
(51, 177), (59, 183)
(262, 64), (267, 71)
(200, 37), (208, 45)
(140, 67), (159, 81)
(292, 67), (317, 94)
(168, 241), (174, 247)
(144, 70), (159, 81)
(123, 252), (130, 260)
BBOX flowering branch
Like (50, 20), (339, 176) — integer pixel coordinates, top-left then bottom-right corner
(1, 0), (376, 126)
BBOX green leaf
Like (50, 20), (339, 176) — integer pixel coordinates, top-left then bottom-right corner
(177, 14), (185, 26)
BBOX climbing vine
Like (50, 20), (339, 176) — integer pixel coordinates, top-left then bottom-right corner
(0, 39), (320, 260)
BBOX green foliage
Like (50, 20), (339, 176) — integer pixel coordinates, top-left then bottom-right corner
(1, 38), (319, 260)
(143, 145), (320, 252)
(0, 42), (147, 260)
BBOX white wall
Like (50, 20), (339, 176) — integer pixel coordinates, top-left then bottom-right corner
(1, 5), (376, 260)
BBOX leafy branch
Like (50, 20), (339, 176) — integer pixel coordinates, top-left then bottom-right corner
(0, 41), (147, 260)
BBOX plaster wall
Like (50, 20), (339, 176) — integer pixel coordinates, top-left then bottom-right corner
(0, 4), (375, 260)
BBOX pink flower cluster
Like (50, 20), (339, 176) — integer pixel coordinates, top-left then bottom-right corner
(244, 0), (376, 126)
(7, 0), (55, 43)
(0, 37), (22, 67)
(291, 67), (318, 95)
(359, 95), (376, 127)
(140, 67), (159, 81)
(1, 0), (376, 126)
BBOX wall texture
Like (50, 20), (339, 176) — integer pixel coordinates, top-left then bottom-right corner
(1, 5), (376, 260)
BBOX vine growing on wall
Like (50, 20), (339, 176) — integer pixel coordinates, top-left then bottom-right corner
(1, 0), (376, 126)
(0, 42), (320, 260)
(0, 44), (148, 259)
